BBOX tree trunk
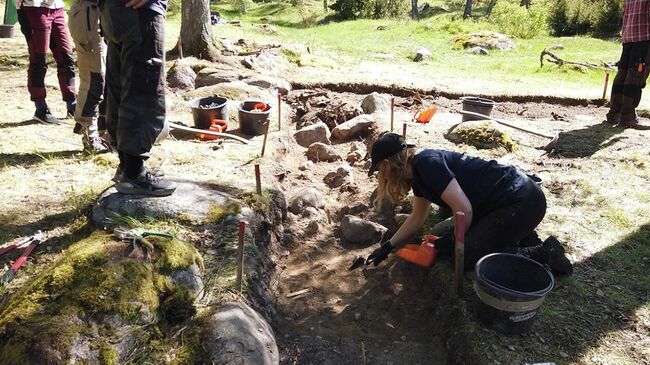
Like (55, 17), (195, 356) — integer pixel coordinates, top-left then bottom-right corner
(178, 0), (219, 61)
(486, 0), (498, 16)
(463, 0), (473, 19)
(323, 0), (328, 11)
(520, 0), (531, 8)
(411, 0), (419, 20)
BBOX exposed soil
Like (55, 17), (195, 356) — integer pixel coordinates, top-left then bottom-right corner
(1, 31), (649, 365)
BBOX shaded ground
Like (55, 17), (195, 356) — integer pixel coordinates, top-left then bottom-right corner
(1, 28), (649, 365)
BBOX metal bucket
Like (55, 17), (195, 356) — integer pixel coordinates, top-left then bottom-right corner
(0, 25), (15, 39)
(461, 96), (496, 122)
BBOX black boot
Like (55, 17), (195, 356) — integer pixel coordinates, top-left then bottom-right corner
(519, 236), (573, 276)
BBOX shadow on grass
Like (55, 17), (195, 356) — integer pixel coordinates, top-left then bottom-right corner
(550, 121), (625, 158)
(0, 150), (80, 169)
(542, 222), (650, 363)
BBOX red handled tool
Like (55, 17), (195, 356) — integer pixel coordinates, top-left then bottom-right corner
(0, 231), (44, 285)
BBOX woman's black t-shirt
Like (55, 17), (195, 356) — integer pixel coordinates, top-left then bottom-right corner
(411, 149), (527, 219)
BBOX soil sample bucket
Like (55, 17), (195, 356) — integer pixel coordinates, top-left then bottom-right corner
(188, 96), (228, 130)
(461, 96), (496, 122)
(238, 100), (271, 136)
(474, 253), (554, 334)
(0, 25), (14, 39)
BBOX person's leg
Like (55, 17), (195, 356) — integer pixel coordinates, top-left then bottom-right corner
(462, 180), (547, 270)
(68, 0), (108, 153)
(49, 7), (76, 113)
(100, 1), (173, 196)
(18, 7), (59, 124)
(620, 41), (650, 129)
(607, 44), (630, 124)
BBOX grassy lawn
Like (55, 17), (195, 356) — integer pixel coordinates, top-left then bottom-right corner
(168, 0), (646, 106)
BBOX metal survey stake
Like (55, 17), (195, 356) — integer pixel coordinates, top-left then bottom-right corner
(454, 211), (466, 297)
(277, 93), (282, 131)
(261, 121), (270, 157)
(236, 220), (246, 293)
(255, 164), (262, 195)
(402, 122), (407, 138)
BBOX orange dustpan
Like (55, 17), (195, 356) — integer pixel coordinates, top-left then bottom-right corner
(397, 235), (439, 267)
(413, 106), (437, 124)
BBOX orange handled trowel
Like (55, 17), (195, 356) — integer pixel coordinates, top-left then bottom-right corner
(396, 235), (439, 267)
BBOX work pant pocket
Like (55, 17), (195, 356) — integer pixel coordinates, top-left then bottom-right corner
(69, 1), (102, 53)
(132, 58), (163, 97)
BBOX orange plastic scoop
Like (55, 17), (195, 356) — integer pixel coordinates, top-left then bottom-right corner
(413, 106), (437, 124)
(396, 235), (439, 267)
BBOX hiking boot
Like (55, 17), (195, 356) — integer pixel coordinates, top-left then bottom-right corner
(112, 165), (164, 183)
(620, 118), (650, 130)
(82, 134), (110, 154)
(33, 108), (60, 125)
(542, 236), (573, 276)
(115, 169), (175, 197)
(518, 231), (544, 248)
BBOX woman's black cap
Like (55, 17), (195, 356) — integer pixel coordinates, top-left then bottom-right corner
(368, 132), (415, 176)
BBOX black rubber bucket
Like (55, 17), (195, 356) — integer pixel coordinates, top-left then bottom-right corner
(461, 96), (496, 122)
(188, 96), (228, 130)
(0, 25), (14, 39)
(238, 100), (272, 136)
(474, 253), (554, 334)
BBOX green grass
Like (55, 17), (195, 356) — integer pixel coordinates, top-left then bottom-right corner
(197, 0), (621, 100)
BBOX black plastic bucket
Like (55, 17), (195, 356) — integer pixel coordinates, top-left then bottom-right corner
(474, 253), (554, 334)
(461, 96), (496, 122)
(238, 101), (272, 136)
(188, 96), (228, 130)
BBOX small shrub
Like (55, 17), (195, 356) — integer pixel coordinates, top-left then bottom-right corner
(167, 0), (181, 15)
(492, 0), (548, 39)
(232, 0), (253, 13)
(330, 0), (406, 19)
(548, 0), (622, 37)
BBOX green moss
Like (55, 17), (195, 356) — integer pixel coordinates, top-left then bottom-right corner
(155, 239), (204, 273)
(98, 342), (118, 365)
(240, 191), (272, 214)
(160, 287), (197, 325)
(453, 121), (518, 152)
(206, 201), (242, 224)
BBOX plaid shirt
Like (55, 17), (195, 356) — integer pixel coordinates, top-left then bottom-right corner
(622, 0), (650, 43)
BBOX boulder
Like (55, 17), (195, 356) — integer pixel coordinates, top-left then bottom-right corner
(186, 81), (267, 101)
(453, 31), (515, 51)
(413, 47), (432, 62)
(470, 46), (489, 55)
(167, 59), (196, 90)
(242, 52), (288, 74)
(305, 220), (319, 236)
(298, 160), (314, 171)
(306, 142), (342, 162)
(361, 92), (390, 114)
(242, 75), (291, 95)
(205, 302), (279, 365)
(287, 187), (324, 215)
(282, 43), (309, 58)
(92, 181), (237, 225)
(340, 215), (387, 245)
(445, 120), (516, 151)
(324, 165), (353, 188)
(331, 114), (377, 141)
(346, 142), (367, 165)
(293, 122), (331, 148)
(297, 110), (324, 130)
(194, 68), (243, 88)
(170, 264), (204, 298)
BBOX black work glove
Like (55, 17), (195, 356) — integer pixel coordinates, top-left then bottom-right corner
(366, 241), (394, 266)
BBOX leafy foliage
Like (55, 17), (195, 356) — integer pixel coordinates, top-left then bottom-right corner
(491, 0), (548, 39)
(547, 0), (622, 37)
(330, 0), (407, 20)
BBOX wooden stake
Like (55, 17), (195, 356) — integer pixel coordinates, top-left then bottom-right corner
(177, 37), (183, 59)
(390, 97), (395, 132)
(261, 121), (270, 157)
(236, 220), (246, 293)
(255, 164), (262, 195)
(602, 72), (610, 100)
(454, 211), (466, 297)
(277, 92), (282, 131)
(402, 122), (407, 138)
(360, 341), (367, 365)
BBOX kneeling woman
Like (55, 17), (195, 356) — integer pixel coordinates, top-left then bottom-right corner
(365, 132), (572, 275)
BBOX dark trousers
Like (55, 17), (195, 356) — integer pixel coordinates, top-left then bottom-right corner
(437, 176), (547, 270)
(17, 7), (76, 102)
(608, 41), (650, 123)
(99, 1), (165, 159)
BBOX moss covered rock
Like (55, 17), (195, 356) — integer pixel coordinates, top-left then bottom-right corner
(0, 231), (203, 364)
(445, 120), (518, 152)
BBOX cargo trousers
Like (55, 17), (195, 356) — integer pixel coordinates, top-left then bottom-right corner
(99, 0), (165, 159)
(68, 0), (106, 135)
(607, 40), (650, 123)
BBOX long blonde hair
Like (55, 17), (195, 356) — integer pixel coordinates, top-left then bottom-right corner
(375, 147), (416, 210)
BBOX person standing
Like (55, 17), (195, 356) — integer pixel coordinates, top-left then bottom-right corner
(68, 0), (109, 153)
(606, 0), (650, 130)
(99, 0), (176, 196)
(17, 0), (77, 125)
